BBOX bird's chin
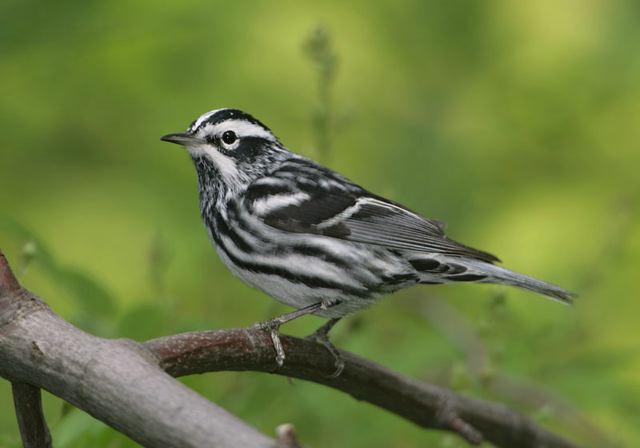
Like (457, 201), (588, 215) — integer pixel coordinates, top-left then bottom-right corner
(185, 144), (208, 158)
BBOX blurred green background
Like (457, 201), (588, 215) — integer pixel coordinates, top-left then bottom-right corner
(1, 0), (639, 447)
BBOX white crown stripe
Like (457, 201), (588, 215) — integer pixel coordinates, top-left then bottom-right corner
(188, 109), (276, 142)
(190, 109), (223, 132)
(206, 119), (275, 141)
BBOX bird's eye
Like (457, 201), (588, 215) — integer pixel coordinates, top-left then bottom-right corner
(221, 130), (237, 145)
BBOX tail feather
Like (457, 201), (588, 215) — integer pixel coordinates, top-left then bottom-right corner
(412, 256), (575, 304)
(455, 258), (575, 304)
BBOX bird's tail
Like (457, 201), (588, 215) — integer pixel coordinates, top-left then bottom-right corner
(414, 256), (575, 304)
(454, 258), (575, 304)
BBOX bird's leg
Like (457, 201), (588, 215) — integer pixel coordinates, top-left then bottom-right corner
(306, 318), (344, 378)
(256, 300), (339, 367)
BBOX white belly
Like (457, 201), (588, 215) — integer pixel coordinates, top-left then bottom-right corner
(215, 245), (388, 318)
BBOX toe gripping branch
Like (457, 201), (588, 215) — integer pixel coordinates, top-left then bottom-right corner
(305, 318), (344, 377)
(257, 300), (344, 375)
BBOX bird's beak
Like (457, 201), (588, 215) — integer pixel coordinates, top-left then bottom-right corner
(160, 132), (198, 146)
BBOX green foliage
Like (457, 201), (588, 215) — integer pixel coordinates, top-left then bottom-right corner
(1, 1), (639, 446)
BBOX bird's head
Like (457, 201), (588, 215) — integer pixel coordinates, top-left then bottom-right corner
(161, 108), (288, 190)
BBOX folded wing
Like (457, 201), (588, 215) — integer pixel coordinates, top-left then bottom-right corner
(243, 159), (499, 264)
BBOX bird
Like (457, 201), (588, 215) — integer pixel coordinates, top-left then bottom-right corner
(161, 108), (573, 374)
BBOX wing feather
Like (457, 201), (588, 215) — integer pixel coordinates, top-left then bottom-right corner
(244, 159), (499, 263)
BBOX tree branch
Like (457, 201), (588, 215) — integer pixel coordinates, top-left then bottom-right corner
(0, 250), (275, 448)
(11, 382), (52, 448)
(146, 329), (577, 448)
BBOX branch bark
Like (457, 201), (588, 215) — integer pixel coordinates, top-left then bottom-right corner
(11, 382), (52, 448)
(0, 251), (275, 448)
(146, 329), (577, 448)
(0, 249), (578, 447)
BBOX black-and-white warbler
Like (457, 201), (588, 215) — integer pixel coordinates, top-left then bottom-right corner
(161, 108), (573, 372)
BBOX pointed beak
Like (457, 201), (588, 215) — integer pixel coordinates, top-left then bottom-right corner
(160, 132), (198, 146)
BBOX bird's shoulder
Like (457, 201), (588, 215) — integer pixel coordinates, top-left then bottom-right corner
(242, 157), (361, 228)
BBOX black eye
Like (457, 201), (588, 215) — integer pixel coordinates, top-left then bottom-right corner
(221, 130), (237, 145)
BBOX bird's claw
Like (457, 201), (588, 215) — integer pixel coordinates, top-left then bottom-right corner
(270, 328), (286, 367)
(255, 303), (342, 371)
(306, 318), (344, 378)
(255, 320), (286, 368)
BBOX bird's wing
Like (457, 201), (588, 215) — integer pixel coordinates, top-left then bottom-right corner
(243, 159), (499, 263)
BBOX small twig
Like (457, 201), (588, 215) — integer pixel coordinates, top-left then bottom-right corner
(276, 423), (302, 448)
(11, 382), (52, 448)
(436, 396), (483, 445)
(0, 251), (21, 296)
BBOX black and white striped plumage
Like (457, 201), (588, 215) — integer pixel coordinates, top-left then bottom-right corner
(161, 108), (573, 319)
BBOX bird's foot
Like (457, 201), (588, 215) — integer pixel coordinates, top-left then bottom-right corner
(255, 302), (332, 368)
(256, 319), (287, 367)
(306, 318), (344, 378)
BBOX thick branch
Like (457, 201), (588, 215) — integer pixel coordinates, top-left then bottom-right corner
(146, 330), (577, 448)
(0, 251), (275, 448)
